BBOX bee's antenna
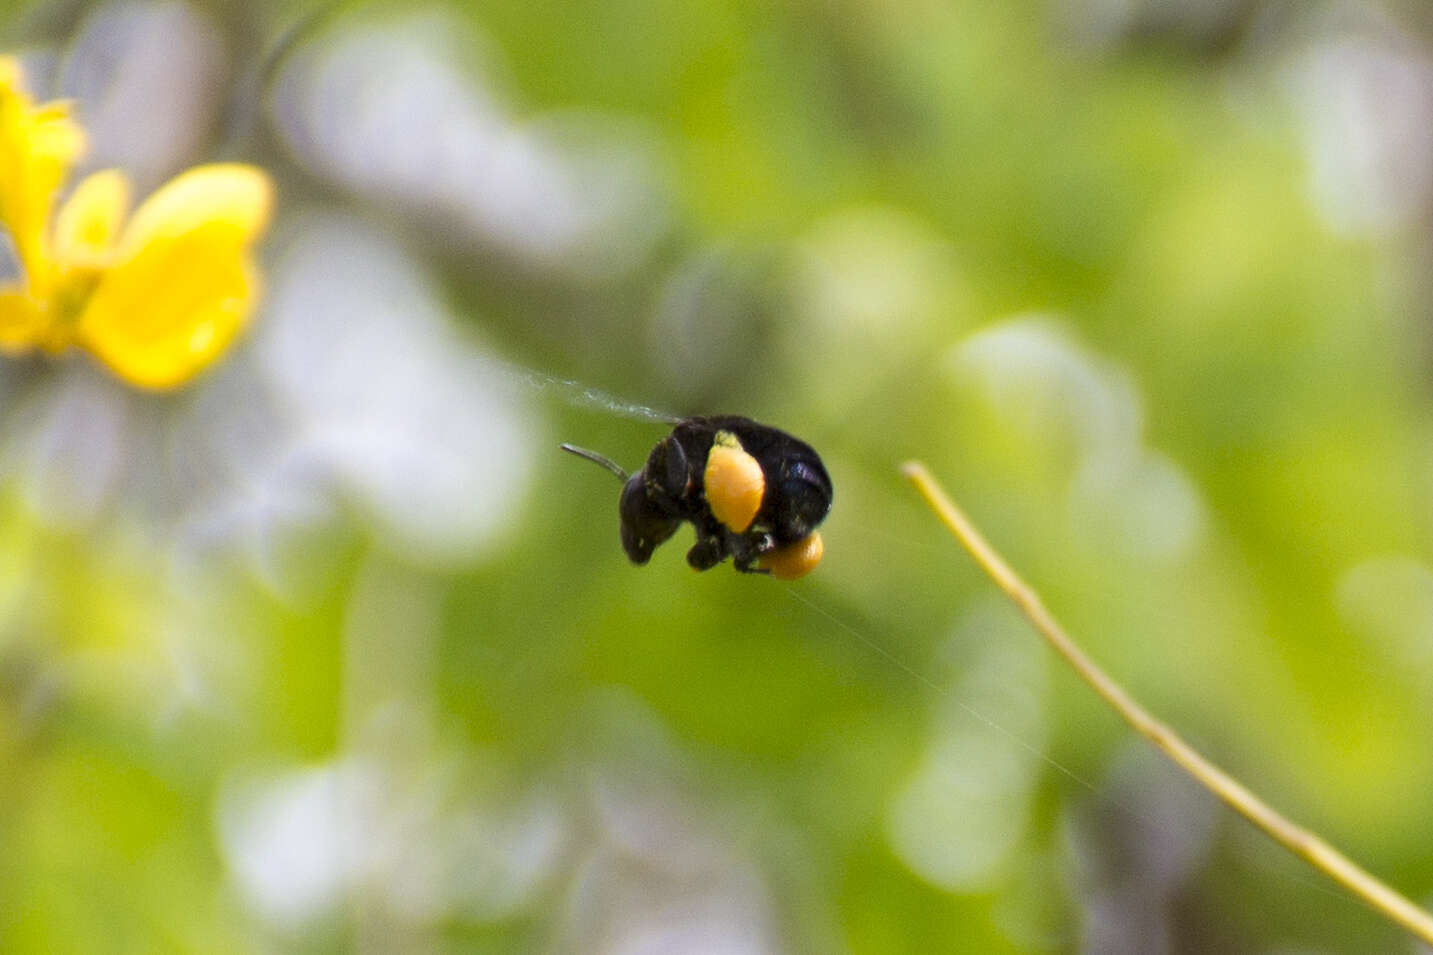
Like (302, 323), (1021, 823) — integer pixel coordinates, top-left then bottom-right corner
(561, 443), (630, 481)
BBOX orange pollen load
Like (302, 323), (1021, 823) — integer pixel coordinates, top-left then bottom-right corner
(758, 532), (824, 580)
(704, 442), (765, 532)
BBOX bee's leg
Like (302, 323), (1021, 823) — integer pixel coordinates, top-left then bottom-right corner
(732, 556), (771, 575)
(686, 534), (726, 571)
(730, 532), (774, 574)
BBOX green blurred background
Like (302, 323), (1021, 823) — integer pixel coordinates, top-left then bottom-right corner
(4, 0), (1433, 951)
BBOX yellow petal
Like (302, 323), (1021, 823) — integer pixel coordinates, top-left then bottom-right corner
(78, 164), (275, 390)
(114, 163), (273, 257)
(30, 104), (86, 166)
(0, 59), (85, 280)
(0, 288), (47, 353)
(53, 170), (131, 269)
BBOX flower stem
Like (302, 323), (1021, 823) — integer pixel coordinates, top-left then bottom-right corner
(900, 460), (1433, 945)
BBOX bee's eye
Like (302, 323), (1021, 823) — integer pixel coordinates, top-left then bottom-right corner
(758, 532), (824, 580)
(647, 435), (690, 500)
(704, 438), (765, 532)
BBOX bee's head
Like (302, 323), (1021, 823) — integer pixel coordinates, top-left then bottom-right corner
(619, 471), (680, 564)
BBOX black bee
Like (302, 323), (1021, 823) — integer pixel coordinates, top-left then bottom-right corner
(562, 416), (832, 578)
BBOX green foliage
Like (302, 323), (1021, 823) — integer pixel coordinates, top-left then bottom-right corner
(3, 0), (1432, 951)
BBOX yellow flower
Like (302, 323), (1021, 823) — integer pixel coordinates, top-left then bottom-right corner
(0, 56), (274, 389)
